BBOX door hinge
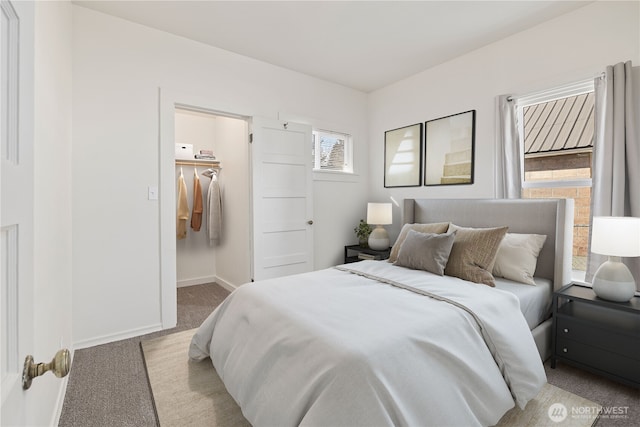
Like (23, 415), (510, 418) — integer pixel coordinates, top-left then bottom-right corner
(249, 133), (253, 143)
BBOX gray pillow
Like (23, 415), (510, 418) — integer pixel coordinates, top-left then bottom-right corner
(395, 229), (456, 276)
(389, 222), (450, 263)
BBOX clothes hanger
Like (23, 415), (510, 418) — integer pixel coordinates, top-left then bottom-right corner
(201, 168), (220, 180)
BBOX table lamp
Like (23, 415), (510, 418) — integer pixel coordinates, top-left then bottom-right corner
(367, 203), (392, 250)
(590, 216), (640, 302)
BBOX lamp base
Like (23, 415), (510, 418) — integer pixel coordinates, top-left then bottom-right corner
(592, 259), (636, 302)
(368, 226), (389, 251)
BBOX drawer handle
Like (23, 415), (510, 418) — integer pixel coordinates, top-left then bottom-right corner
(563, 328), (569, 333)
(563, 348), (568, 353)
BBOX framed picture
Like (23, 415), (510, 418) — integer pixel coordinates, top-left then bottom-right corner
(424, 110), (475, 186)
(384, 123), (423, 188)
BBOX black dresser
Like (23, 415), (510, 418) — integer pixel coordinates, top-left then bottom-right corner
(551, 283), (640, 388)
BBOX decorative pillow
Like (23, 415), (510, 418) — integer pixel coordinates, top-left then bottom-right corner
(492, 233), (547, 285)
(389, 222), (450, 263)
(395, 230), (457, 275)
(444, 224), (508, 287)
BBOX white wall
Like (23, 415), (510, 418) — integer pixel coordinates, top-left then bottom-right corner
(368, 1), (640, 241)
(72, 6), (368, 346)
(69, 0), (638, 349)
(174, 110), (218, 286)
(33, 0), (73, 424)
(212, 116), (251, 289)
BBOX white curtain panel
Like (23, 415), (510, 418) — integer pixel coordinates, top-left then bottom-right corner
(587, 61), (640, 288)
(497, 95), (521, 198)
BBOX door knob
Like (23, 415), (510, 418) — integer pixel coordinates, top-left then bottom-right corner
(23, 348), (71, 389)
(307, 220), (313, 225)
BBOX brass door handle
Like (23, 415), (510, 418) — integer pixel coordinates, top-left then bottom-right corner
(23, 348), (71, 389)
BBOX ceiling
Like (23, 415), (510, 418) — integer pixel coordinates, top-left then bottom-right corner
(74, 1), (591, 93)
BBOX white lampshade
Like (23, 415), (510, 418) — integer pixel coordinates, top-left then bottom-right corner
(591, 216), (640, 257)
(591, 216), (640, 302)
(366, 203), (392, 225)
(366, 203), (392, 251)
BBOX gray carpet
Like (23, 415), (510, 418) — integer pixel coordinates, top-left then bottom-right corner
(59, 283), (639, 426)
(58, 283), (230, 427)
(543, 362), (639, 426)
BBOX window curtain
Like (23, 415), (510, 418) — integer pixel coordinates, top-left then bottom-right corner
(497, 95), (521, 198)
(586, 61), (640, 290)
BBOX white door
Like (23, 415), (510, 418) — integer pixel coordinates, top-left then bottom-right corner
(1, 0), (35, 424)
(251, 118), (313, 281)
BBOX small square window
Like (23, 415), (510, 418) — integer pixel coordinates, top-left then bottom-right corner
(312, 130), (353, 173)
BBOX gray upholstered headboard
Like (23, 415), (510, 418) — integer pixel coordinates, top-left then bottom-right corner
(403, 199), (574, 291)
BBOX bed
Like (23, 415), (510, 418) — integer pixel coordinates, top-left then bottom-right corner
(189, 198), (574, 426)
(402, 198), (574, 360)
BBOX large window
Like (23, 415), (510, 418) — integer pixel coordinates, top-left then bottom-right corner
(312, 129), (353, 173)
(515, 80), (594, 273)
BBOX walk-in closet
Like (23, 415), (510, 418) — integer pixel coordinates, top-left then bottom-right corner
(174, 108), (251, 290)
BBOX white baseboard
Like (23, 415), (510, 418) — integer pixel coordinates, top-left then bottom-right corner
(73, 323), (163, 350)
(214, 276), (237, 292)
(72, 279), (239, 351)
(178, 275), (238, 292)
(177, 275), (217, 288)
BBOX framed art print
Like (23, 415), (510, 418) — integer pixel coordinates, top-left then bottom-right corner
(424, 110), (475, 186)
(384, 123), (423, 188)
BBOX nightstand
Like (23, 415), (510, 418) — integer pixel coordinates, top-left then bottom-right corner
(344, 245), (391, 264)
(551, 282), (640, 388)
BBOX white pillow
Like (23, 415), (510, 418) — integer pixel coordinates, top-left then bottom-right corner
(492, 233), (547, 285)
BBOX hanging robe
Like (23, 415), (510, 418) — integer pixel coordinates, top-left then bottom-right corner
(191, 169), (203, 232)
(176, 171), (189, 240)
(203, 169), (222, 244)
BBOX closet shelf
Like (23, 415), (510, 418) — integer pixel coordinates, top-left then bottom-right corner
(175, 159), (221, 168)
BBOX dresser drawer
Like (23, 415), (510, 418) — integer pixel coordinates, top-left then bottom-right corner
(552, 284), (640, 388)
(556, 337), (640, 384)
(556, 314), (640, 361)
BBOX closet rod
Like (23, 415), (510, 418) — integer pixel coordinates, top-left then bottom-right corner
(175, 159), (222, 168)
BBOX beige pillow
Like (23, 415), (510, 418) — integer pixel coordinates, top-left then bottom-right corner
(389, 222), (450, 263)
(444, 224), (508, 287)
(395, 230), (457, 275)
(493, 233), (547, 285)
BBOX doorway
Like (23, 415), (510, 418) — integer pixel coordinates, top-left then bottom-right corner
(159, 90), (314, 329)
(158, 89), (252, 329)
(173, 108), (251, 290)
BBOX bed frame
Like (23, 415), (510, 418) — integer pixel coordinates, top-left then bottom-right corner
(403, 198), (574, 360)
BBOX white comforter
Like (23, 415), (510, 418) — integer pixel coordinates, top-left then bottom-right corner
(189, 261), (546, 427)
